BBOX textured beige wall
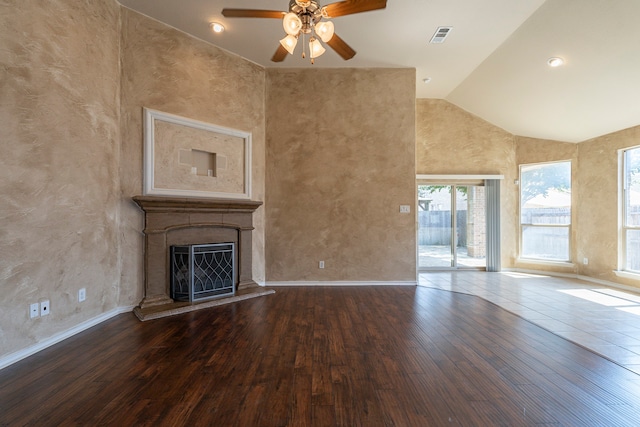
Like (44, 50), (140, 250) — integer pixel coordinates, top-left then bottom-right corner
(119, 8), (266, 304)
(265, 68), (416, 282)
(578, 126), (640, 287)
(514, 136), (579, 273)
(416, 99), (518, 267)
(0, 1), (121, 356)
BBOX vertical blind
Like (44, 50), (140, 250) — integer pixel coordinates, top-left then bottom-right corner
(485, 179), (501, 272)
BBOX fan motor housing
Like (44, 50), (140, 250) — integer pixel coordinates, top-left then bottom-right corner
(290, 0), (323, 27)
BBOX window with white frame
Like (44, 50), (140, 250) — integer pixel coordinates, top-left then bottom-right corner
(520, 161), (571, 262)
(621, 147), (640, 272)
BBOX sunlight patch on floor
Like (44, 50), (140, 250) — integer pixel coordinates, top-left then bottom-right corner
(559, 289), (637, 307)
(618, 306), (640, 316)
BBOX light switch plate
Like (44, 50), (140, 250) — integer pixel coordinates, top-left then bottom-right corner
(399, 205), (410, 213)
(30, 303), (39, 319)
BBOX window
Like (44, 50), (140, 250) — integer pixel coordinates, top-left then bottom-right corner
(520, 161), (571, 261)
(621, 147), (640, 272)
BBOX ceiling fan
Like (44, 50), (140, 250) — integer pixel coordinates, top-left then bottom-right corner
(221, 0), (387, 63)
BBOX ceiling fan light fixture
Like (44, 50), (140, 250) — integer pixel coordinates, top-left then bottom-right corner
(280, 34), (298, 55)
(283, 12), (302, 35)
(309, 37), (325, 58)
(315, 20), (334, 42)
(222, 0), (388, 64)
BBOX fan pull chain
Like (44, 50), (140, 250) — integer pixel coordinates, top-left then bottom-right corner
(301, 32), (306, 59)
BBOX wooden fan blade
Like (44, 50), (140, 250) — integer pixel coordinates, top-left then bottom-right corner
(271, 44), (289, 62)
(326, 33), (356, 60)
(221, 9), (285, 19)
(323, 0), (387, 18)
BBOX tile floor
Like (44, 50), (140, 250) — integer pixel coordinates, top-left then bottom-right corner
(419, 270), (640, 375)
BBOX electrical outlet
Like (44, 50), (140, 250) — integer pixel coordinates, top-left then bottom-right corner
(583, 257), (589, 265)
(40, 300), (50, 316)
(319, 261), (325, 269)
(399, 205), (411, 213)
(79, 288), (86, 302)
(30, 303), (39, 319)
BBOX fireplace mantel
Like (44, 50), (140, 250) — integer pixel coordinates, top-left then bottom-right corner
(133, 195), (263, 311)
(133, 196), (263, 215)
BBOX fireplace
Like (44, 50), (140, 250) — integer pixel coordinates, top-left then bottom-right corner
(132, 196), (262, 314)
(171, 243), (235, 301)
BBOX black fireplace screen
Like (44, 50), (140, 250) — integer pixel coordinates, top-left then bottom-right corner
(170, 243), (235, 302)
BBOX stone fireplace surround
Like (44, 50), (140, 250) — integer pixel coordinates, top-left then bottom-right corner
(132, 195), (272, 320)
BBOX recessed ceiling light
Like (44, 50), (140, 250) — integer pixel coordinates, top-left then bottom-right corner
(210, 22), (225, 33)
(422, 77), (432, 84)
(547, 57), (564, 67)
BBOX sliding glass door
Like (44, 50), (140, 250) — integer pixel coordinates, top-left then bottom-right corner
(417, 184), (486, 269)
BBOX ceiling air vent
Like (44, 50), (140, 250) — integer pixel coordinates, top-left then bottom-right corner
(430, 26), (452, 44)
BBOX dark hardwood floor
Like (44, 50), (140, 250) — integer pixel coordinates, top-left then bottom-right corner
(2, 286), (640, 426)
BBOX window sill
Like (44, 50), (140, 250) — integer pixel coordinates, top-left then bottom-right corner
(613, 270), (640, 281)
(516, 258), (575, 268)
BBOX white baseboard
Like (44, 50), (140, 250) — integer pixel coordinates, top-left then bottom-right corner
(266, 281), (417, 287)
(0, 305), (135, 371)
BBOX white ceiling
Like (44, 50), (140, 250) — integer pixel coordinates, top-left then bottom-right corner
(118, 0), (640, 143)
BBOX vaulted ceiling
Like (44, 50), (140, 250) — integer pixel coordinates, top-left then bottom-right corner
(119, 0), (640, 143)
